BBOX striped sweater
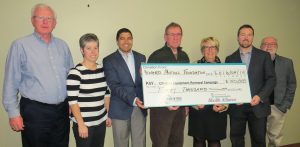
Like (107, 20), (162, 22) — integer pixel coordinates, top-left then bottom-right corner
(67, 63), (110, 126)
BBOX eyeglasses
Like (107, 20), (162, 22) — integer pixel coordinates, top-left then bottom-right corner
(262, 43), (277, 46)
(166, 33), (182, 37)
(33, 16), (54, 22)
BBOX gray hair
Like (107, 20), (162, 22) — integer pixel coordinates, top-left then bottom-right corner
(260, 36), (278, 46)
(31, 3), (56, 19)
(79, 33), (99, 49)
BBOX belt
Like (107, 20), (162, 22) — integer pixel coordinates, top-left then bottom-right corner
(21, 96), (67, 107)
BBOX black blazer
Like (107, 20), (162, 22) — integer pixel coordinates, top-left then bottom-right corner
(225, 47), (276, 118)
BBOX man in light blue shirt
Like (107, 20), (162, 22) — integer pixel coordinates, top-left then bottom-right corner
(2, 3), (73, 147)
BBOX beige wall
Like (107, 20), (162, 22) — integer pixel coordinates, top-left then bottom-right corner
(1, 0), (299, 146)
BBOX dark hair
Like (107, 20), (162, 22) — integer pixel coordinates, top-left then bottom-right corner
(116, 28), (132, 40)
(237, 24), (254, 36)
(79, 33), (99, 49)
(165, 22), (182, 35)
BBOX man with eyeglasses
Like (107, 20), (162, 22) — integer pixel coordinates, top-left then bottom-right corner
(148, 22), (190, 147)
(225, 24), (276, 147)
(260, 36), (297, 147)
(2, 3), (73, 147)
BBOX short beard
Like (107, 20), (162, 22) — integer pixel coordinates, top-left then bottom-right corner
(239, 43), (252, 49)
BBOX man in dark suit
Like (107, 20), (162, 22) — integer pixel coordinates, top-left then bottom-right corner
(260, 36), (297, 147)
(103, 28), (147, 147)
(225, 24), (276, 147)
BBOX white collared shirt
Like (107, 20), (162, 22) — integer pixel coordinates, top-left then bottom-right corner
(118, 49), (136, 83)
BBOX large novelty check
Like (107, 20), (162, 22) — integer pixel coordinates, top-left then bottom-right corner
(141, 63), (252, 107)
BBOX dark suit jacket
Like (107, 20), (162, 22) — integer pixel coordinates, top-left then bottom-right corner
(225, 47), (276, 118)
(274, 55), (297, 113)
(103, 50), (147, 120)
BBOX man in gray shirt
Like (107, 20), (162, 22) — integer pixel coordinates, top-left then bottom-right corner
(2, 3), (73, 147)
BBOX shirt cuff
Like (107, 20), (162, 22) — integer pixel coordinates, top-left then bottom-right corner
(133, 97), (138, 106)
(8, 108), (20, 118)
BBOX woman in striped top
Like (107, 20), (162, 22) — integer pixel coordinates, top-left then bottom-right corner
(67, 33), (111, 147)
